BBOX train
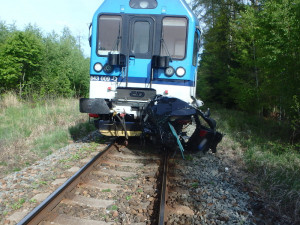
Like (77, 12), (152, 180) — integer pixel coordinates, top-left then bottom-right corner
(80, 0), (222, 154)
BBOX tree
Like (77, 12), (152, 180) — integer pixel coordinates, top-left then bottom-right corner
(229, 5), (260, 112)
(229, 0), (300, 116)
(0, 30), (43, 97)
(194, 0), (244, 106)
(39, 28), (90, 98)
(194, 0), (299, 121)
(0, 22), (90, 98)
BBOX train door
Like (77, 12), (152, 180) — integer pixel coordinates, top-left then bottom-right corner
(125, 17), (154, 88)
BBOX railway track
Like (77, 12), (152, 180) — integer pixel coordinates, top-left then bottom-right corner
(4, 133), (278, 224)
(16, 137), (202, 225)
(16, 138), (162, 225)
(159, 152), (200, 225)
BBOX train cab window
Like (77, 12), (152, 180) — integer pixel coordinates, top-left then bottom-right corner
(161, 17), (187, 60)
(193, 31), (200, 66)
(132, 21), (150, 55)
(97, 15), (122, 55)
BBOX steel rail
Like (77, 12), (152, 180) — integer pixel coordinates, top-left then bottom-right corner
(17, 138), (118, 225)
(158, 150), (168, 225)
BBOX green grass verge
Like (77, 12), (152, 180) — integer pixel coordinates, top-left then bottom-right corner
(209, 104), (300, 221)
(0, 95), (96, 176)
(33, 128), (70, 156)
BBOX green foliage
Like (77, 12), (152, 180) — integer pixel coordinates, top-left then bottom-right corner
(0, 30), (43, 95)
(38, 28), (89, 98)
(194, 0), (300, 123)
(0, 21), (89, 98)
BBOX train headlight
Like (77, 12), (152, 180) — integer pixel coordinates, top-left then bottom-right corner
(103, 64), (114, 74)
(176, 67), (186, 77)
(94, 63), (103, 72)
(130, 0), (157, 9)
(140, 1), (149, 8)
(164, 66), (175, 77)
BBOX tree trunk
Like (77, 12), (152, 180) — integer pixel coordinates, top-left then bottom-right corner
(19, 71), (25, 98)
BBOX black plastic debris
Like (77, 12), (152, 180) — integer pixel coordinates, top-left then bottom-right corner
(141, 95), (222, 156)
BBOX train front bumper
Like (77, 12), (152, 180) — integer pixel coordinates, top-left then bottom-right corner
(95, 120), (141, 137)
(79, 98), (110, 114)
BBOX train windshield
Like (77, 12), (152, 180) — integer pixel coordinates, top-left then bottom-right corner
(97, 15), (122, 55)
(132, 21), (150, 54)
(161, 17), (187, 60)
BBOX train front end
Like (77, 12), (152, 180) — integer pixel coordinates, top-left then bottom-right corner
(80, 0), (202, 137)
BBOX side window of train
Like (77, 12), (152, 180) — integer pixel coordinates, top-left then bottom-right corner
(161, 17), (188, 60)
(193, 29), (201, 66)
(88, 23), (92, 47)
(97, 15), (122, 56)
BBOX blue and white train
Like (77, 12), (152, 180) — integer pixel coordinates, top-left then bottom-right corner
(80, 0), (222, 153)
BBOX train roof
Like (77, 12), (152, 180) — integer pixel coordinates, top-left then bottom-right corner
(94, 0), (199, 26)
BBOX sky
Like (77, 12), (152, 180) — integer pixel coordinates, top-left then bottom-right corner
(0, 0), (104, 57)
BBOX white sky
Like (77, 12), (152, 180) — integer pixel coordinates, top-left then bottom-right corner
(0, 0), (104, 57)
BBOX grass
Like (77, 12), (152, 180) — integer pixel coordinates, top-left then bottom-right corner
(191, 182), (199, 188)
(108, 205), (118, 211)
(33, 129), (70, 155)
(123, 176), (137, 181)
(29, 199), (37, 203)
(209, 103), (300, 222)
(0, 93), (95, 177)
(11, 198), (25, 210)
